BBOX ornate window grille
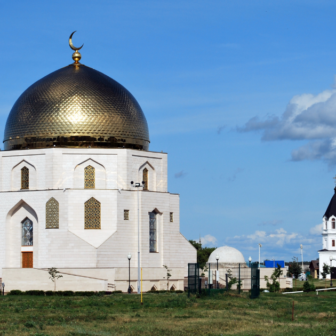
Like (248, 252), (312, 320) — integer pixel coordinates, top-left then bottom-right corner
(124, 210), (129, 220)
(143, 168), (148, 190)
(85, 197), (101, 229)
(22, 218), (33, 246)
(21, 167), (29, 189)
(149, 212), (157, 252)
(46, 197), (59, 229)
(84, 165), (95, 189)
(170, 212), (173, 222)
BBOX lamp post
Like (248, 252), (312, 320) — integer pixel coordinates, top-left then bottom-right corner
(127, 253), (132, 293)
(216, 255), (219, 289)
(249, 256), (252, 268)
(300, 244), (304, 273)
(130, 181), (145, 294)
(330, 255), (333, 287)
(258, 244), (262, 268)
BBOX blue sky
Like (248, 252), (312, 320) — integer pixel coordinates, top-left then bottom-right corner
(1, 0), (336, 262)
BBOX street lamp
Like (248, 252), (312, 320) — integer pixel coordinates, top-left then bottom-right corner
(215, 255), (219, 289)
(330, 255), (333, 287)
(127, 253), (132, 294)
(300, 244), (304, 272)
(258, 244), (262, 268)
(130, 181), (145, 294)
(249, 256), (252, 268)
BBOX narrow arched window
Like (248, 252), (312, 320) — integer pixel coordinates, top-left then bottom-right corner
(332, 218), (335, 229)
(46, 198), (59, 229)
(149, 211), (157, 252)
(21, 167), (29, 189)
(333, 240), (335, 247)
(85, 197), (101, 229)
(84, 165), (95, 189)
(22, 218), (33, 246)
(143, 168), (148, 190)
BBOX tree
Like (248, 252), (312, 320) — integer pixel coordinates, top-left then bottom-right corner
(189, 240), (216, 269)
(287, 257), (302, 279)
(226, 268), (242, 291)
(48, 267), (63, 292)
(321, 263), (330, 279)
(264, 265), (283, 292)
(163, 265), (172, 290)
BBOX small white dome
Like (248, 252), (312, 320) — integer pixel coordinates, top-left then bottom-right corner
(208, 246), (245, 264)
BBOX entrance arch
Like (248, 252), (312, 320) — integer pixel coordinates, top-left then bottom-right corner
(5, 200), (38, 268)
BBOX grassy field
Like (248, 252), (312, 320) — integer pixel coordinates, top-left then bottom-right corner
(0, 290), (336, 336)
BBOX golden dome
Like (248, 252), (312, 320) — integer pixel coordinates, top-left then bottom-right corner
(4, 63), (150, 150)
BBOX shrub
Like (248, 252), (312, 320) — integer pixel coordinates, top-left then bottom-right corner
(62, 291), (74, 296)
(25, 290), (45, 296)
(24, 321), (36, 328)
(303, 281), (316, 292)
(74, 291), (96, 296)
(111, 290), (122, 294)
(7, 290), (23, 295)
(45, 291), (54, 296)
(175, 290), (184, 293)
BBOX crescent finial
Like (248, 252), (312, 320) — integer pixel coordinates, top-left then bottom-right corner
(69, 31), (84, 51)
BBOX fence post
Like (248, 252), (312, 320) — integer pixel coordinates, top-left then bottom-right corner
(239, 264), (241, 294)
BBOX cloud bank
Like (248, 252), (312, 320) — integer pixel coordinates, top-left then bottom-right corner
(238, 83), (336, 165)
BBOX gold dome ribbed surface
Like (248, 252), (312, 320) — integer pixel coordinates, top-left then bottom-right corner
(4, 64), (150, 150)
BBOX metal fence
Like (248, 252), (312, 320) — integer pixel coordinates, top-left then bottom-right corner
(188, 263), (199, 296)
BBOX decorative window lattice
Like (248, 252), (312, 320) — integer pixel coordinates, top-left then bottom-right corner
(143, 168), (148, 190)
(21, 167), (29, 189)
(46, 197), (59, 229)
(84, 165), (95, 189)
(22, 218), (33, 246)
(124, 210), (129, 220)
(170, 212), (174, 222)
(149, 212), (157, 252)
(85, 197), (101, 229)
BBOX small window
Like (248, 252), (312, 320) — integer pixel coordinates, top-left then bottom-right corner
(84, 165), (95, 189)
(85, 197), (101, 229)
(46, 197), (59, 229)
(170, 212), (173, 222)
(332, 218), (335, 229)
(333, 240), (335, 247)
(21, 167), (29, 189)
(124, 210), (129, 220)
(143, 168), (148, 191)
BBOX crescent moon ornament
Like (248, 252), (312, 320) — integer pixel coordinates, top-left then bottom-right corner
(69, 31), (84, 51)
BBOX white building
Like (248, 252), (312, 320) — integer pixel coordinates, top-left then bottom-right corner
(0, 36), (196, 292)
(319, 187), (336, 279)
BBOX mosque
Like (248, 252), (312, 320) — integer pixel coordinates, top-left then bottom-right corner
(0, 33), (196, 292)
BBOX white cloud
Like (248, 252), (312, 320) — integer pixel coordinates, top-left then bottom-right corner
(238, 81), (336, 165)
(310, 223), (323, 235)
(201, 234), (217, 246)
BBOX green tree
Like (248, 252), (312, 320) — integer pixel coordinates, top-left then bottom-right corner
(189, 240), (216, 269)
(264, 265), (283, 292)
(48, 267), (63, 292)
(287, 257), (302, 279)
(163, 265), (172, 290)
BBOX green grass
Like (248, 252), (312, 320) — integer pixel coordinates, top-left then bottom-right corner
(292, 278), (333, 289)
(0, 291), (336, 335)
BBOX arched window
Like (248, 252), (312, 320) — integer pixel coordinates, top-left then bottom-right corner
(143, 168), (148, 190)
(333, 240), (335, 247)
(332, 218), (335, 229)
(85, 197), (101, 229)
(21, 167), (29, 189)
(84, 165), (95, 189)
(46, 198), (59, 229)
(149, 211), (157, 252)
(22, 218), (33, 246)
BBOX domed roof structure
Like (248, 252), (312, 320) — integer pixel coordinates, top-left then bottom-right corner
(4, 63), (150, 150)
(208, 246), (246, 264)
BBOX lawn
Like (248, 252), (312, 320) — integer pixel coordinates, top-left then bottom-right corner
(0, 290), (336, 336)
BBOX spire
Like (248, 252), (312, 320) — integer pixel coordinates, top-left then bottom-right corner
(69, 31), (84, 65)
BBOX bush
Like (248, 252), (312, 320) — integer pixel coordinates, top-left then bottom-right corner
(62, 291), (74, 296)
(111, 290), (122, 294)
(74, 291), (96, 296)
(45, 291), (54, 296)
(7, 290), (23, 295)
(303, 281), (316, 292)
(175, 290), (184, 293)
(25, 290), (45, 296)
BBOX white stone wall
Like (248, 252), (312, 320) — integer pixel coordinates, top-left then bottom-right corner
(0, 147), (196, 287)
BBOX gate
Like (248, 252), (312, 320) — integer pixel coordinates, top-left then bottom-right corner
(250, 262), (260, 299)
(188, 263), (199, 296)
